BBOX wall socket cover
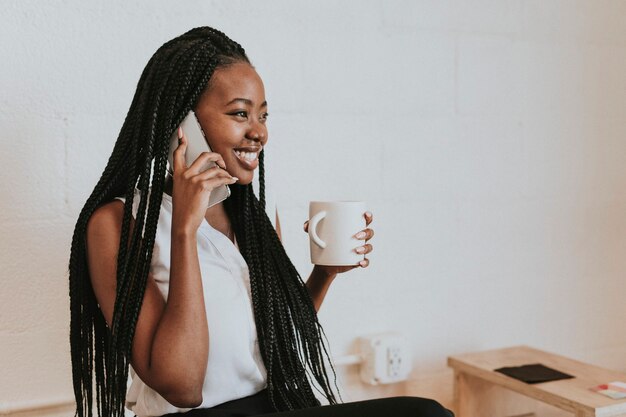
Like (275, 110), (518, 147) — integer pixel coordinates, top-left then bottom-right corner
(358, 332), (412, 385)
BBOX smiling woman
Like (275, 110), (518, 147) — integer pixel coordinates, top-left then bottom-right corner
(194, 63), (268, 179)
(68, 26), (450, 417)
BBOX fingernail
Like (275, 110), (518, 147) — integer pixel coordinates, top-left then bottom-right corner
(230, 177), (239, 183)
(365, 211), (372, 217)
(355, 246), (365, 254)
(359, 260), (367, 267)
(178, 127), (183, 139)
(355, 231), (366, 239)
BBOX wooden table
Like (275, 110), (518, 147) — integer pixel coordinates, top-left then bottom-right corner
(447, 346), (626, 417)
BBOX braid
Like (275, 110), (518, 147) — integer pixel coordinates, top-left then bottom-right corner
(69, 26), (338, 417)
(224, 152), (340, 410)
(259, 149), (266, 209)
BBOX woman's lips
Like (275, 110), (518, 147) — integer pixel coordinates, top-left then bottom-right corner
(233, 148), (260, 170)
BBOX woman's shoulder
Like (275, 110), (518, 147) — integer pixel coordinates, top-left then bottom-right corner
(87, 199), (127, 242)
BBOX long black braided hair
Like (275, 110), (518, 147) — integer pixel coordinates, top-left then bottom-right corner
(69, 26), (339, 417)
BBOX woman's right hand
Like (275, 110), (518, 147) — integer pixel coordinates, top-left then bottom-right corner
(171, 127), (238, 235)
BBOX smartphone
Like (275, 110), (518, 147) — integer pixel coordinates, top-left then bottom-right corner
(167, 110), (231, 208)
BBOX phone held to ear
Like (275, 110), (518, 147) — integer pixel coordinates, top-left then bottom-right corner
(167, 110), (231, 208)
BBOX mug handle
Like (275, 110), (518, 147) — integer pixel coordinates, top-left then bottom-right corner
(308, 210), (327, 249)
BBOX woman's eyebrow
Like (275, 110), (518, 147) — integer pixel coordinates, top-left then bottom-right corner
(225, 98), (268, 107)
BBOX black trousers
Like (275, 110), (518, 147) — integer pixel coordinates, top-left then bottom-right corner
(161, 390), (454, 417)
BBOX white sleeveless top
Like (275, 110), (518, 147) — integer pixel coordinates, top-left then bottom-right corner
(115, 188), (275, 417)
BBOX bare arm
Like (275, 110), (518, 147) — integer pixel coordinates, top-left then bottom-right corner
(305, 267), (336, 312)
(87, 201), (207, 407)
(87, 130), (236, 407)
(149, 217), (209, 404)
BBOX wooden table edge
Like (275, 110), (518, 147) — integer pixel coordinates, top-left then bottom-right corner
(448, 355), (597, 415)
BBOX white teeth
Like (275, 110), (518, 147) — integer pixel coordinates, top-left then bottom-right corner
(235, 150), (258, 162)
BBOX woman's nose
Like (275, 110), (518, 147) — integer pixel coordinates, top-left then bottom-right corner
(246, 123), (267, 144)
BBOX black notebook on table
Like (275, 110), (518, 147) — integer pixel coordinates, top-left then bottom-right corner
(494, 363), (574, 384)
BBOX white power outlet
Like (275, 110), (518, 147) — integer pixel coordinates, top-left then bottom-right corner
(387, 345), (403, 378)
(358, 333), (411, 385)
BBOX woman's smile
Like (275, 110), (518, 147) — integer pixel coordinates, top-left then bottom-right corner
(233, 146), (262, 170)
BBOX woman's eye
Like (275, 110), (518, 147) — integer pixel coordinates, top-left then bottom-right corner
(230, 111), (248, 118)
(260, 112), (269, 122)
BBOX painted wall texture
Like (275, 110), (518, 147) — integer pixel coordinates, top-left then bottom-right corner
(1, 1), (626, 415)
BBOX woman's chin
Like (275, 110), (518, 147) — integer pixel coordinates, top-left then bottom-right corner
(234, 173), (254, 185)
(224, 166), (254, 185)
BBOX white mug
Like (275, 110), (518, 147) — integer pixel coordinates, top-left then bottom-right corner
(308, 201), (367, 266)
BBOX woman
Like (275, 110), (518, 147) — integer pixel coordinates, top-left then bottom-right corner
(69, 27), (452, 417)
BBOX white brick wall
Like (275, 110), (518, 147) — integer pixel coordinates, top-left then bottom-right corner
(1, 0), (626, 413)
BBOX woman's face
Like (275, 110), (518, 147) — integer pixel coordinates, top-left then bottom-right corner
(194, 62), (268, 185)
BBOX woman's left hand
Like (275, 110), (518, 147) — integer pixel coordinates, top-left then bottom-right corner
(303, 211), (374, 276)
